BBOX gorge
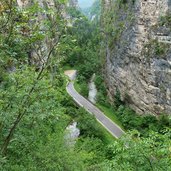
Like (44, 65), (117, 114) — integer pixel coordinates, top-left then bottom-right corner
(0, 0), (170, 170)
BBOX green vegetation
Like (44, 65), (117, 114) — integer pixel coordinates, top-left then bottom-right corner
(0, 1), (113, 170)
(114, 105), (171, 136)
(63, 3), (171, 170)
(105, 130), (171, 170)
(61, 7), (101, 83)
(144, 39), (170, 59)
(76, 108), (115, 143)
(81, 0), (101, 22)
(74, 79), (89, 97)
(0, 0), (170, 170)
(101, 0), (135, 48)
(159, 12), (171, 29)
(96, 103), (124, 129)
(144, 12), (171, 60)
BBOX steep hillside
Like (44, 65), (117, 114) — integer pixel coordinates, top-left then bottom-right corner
(101, 0), (171, 115)
(0, 0), (171, 170)
(0, 1), (111, 169)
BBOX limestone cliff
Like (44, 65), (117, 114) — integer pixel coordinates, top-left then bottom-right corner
(16, 0), (65, 67)
(68, 0), (79, 8)
(16, 0), (78, 68)
(15, 0), (78, 68)
(101, 0), (171, 115)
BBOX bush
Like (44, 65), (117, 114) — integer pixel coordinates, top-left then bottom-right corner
(115, 105), (171, 136)
(79, 81), (89, 97)
(77, 109), (105, 140)
(94, 75), (109, 105)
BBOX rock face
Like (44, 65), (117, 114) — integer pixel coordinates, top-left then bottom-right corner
(102, 0), (171, 115)
(68, 0), (79, 8)
(16, 0), (64, 67)
(16, 0), (78, 68)
(15, 0), (78, 68)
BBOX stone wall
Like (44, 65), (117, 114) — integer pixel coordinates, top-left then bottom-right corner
(102, 0), (171, 115)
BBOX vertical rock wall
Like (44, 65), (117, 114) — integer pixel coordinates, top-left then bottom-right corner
(16, 0), (78, 68)
(102, 0), (171, 115)
(16, 0), (64, 67)
(68, 0), (79, 8)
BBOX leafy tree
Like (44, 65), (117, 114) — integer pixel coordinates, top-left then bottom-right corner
(0, 0), (66, 155)
(61, 7), (101, 82)
(106, 130), (171, 171)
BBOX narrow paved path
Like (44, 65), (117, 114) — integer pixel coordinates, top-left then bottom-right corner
(66, 82), (125, 138)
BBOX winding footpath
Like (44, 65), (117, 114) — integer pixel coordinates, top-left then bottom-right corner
(65, 70), (125, 138)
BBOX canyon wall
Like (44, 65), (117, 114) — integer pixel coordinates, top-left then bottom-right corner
(68, 0), (79, 8)
(102, 0), (171, 115)
(16, 0), (62, 67)
(16, 0), (76, 67)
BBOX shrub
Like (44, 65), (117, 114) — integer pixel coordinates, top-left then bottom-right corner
(77, 109), (104, 140)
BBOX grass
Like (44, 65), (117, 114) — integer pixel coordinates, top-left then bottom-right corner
(98, 121), (116, 143)
(74, 80), (82, 94)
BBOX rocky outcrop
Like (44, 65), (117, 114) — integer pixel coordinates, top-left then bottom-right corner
(16, 0), (78, 68)
(102, 0), (171, 115)
(16, 0), (64, 67)
(68, 0), (79, 8)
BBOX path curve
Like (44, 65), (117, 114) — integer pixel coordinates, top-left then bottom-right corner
(66, 82), (125, 138)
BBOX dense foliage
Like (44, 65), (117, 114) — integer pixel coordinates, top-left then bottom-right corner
(0, 0), (170, 170)
(61, 3), (171, 171)
(0, 1), (109, 170)
(61, 7), (101, 81)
